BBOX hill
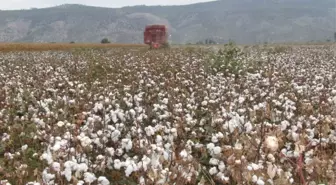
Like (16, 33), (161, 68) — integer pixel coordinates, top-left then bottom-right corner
(0, 0), (335, 44)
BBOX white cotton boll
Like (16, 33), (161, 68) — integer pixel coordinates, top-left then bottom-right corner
(77, 163), (88, 173)
(163, 150), (170, 160)
(281, 120), (289, 131)
(180, 149), (188, 159)
(125, 165), (134, 177)
(244, 121), (253, 133)
(211, 136), (218, 143)
(64, 161), (77, 171)
(114, 159), (122, 170)
(84, 172), (97, 184)
(207, 143), (215, 151)
(69, 99), (76, 105)
(52, 141), (61, 151)
(42, 169), (55, 183)
(129, 109), (136, 118)
(93, 103), (104, 113)
(121, 138), (133, 152)
(139, 176), (145, 185)
(1, 133), (10, 142)
(170, 128), (177, 137)
(145, 126), (155, 136)
(106, 147), (115, 156)
(97, 155), (105, 161)
(234, 142), (243, 150)
(41, 151), (53, 165)
(213, 146), (222, 155)
(26, 182), (40, 185)
(200, 118), (206, 126)
(150, 153), (161, 169)
(117, 111), (125, 122)
(87, 117), (94, 124)
(239, 95), (248, 103)
(52, 162), (61, 172)
(185, 114), (193, 124)
(97, 130), (103, 136)
(111, 111), (118, 123)
(97, 176), (110, 185)
(77, 180), (85, 185)
(162, 98), (169, 104)
(80, 136), (92, 147)
(265, 136), (279, 152)
(156, 135), (163, 145)
(209, 158), (219, 165)
(251, 163), (260, 170)
(111, 130), (121, 142)
(257, 178), (265, 185)
(217, 132), (224, 139)
(104, 97), (110, 104)
(292, 132), (299, 142)
(141, 156), (151, 171)
(115, 148), (124, 156)
(252, 175), (258, 182)
(21, 144), (28, 151)
(201, 100), (208, 106)
(218, 161), (225, 172)
(267, 154), (275, 162)
(209, 167), (218, 175)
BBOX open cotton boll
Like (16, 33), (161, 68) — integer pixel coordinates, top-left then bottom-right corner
(121, 138), (133, 152)
(52, 162), (61, 172)
(218, 161), (225, 172)
(256, 178), (265, 185)
(111, 130), (121, 142)
(179, 149), (188, 159)
(97, 176), (110, 185)
(84, 172), (97, 184)
(41, 149), (53, 165)
(264, 136), (279, 152)
(209, 167), (218, 175)
(26, 182), (40, 185)
(145, 126), (155, 136)
(209, 158), (219, 165)
(125, 164), (134, 177)
(21, 144), (28, 151)
(57, 121), (65, 127)
(114, 159), (123, 170)
(76, 181), (85, 185)
(42, 169), (55, 183)
(213, 146), (222, 155)
(76, 163), (89, 173)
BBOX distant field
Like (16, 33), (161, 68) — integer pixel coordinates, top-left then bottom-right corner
(0, 42), (334, 52)
(0, 43), (146, 52)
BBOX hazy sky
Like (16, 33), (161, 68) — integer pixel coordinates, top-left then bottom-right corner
(0, 0), (215, 10)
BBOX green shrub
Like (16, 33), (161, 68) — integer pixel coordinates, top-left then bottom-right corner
(101, 38), (111, 44)
(204, 41), (244, 76)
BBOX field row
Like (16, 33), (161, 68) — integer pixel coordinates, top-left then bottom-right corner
(0, 43), (146, 52)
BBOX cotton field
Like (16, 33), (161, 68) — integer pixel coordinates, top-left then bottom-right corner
(0, 45), (335, 185)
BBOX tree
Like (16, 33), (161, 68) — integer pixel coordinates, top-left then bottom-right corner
(101, 38), (110, 44)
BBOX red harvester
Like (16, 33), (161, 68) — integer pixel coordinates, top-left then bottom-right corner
(144, 25), (169, 49)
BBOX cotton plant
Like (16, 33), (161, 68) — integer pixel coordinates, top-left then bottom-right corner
(1, 46), (336, 185)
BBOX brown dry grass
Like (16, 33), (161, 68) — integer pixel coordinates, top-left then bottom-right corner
(0, 42), (146, 52)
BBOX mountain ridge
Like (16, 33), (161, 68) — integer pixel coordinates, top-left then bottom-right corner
(0, 0), (335, 44)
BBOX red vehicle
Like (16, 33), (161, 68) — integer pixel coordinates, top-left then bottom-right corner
(144, 25), (168, 49)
